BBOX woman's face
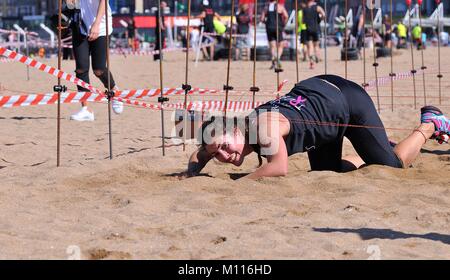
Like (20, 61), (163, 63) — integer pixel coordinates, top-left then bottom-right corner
(205, 130), (246, 166)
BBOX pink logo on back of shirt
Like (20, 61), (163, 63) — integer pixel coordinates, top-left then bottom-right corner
(289, 96), (307, 107)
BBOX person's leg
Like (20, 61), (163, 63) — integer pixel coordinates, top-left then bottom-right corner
(245, 37), (250, 61)
(396, 105), (450, 166)
(90, 36), (123, 114)
(270, 40), (277, 59)
(277, 41), (284, 60)
(276, 30), (284, 62)
(313, 40), (320, 61)
(358, 105), (449, 168)
(317, 75), (403, 168)
(306, 39), (314, 68)
(209, 42), (215, 61)
(306, 40), (313, 59)
(269, 40), (277, 69)
(90, 36), (117, 90)
(300, 31), (307, 61)
(307, 140), (344, 172)
(72, 32), (90, 108)
(393, 123), (434, 167)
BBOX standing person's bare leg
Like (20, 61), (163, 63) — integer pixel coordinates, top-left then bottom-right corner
(277, 41), (284, 68)
(307, 40), (314, 68)
(277, 41), (283, 57)
(210, 43), (214, 61)
(314, 41), (321, 61)
(270, 40), (277, 69)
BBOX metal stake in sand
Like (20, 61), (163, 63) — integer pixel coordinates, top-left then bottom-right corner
(182, 0), (192, 152)
(223, 0), (236, 118)
(362, 0), (367, 88)
(436, 0), (443, 105)
(344, 0), (348, 79)
(274, 0), (283, 97)
(24, 29), (29, 81)
(406, 0), (417, 109)
(369, 0), (380, 113)
(418, 0), (427, 106)
(324, 0), (328, 74)
(295, 0), (300, 80)
(389, 0), (395, 112)
(13, 24), (29, 81)
(54, 0), (65, 167)
(105, 0), (113, 160)
(157, 0), (168, 156)
(250, 0), (260, 108)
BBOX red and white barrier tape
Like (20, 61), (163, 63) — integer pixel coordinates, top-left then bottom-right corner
(0, 57), (13, 63)
(28, 39), (72, 49)
(0, 29), (38, 37)
(166, 100), (265, 112)
(203, 32), (248, 38)
(110, 47), (179, 56)
(365, 69), (425, 90)
(110, 42), (214, 57)
(115, 87), (217, 99)
(0, 91), (264, 113)
(114, 78), (288, 99)
(0, 47), (104, 95)
(0, 91), (105, 108)
(0, 47), (280, 103)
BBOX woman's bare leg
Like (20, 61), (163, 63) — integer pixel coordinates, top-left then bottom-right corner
(341, 154), (365, 171)
(393, 123), (435, 167)
(342, 123), (435, 170)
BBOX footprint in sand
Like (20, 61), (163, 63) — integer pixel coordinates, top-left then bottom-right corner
(112, 196), (131, 208)
(87, 248), (132, 260)
(211, 236), (227, 245)
(104, 232), (126, 240)
(343, 205), (360, 212)
(438, 155), (450, 162)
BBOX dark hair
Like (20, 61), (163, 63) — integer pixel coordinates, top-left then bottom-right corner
(198, 115), (263, 167)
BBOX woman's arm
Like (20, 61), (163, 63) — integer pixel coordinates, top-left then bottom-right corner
(186, 147), (213, 177)
(260, 8), (266, 23)
(198, 11), (206, 19)
(281, 6), (289, 25)
(244, 113), (290, 179)
(244, 133), (289, 180)
(317, 6), (326, 19)
(88, 0), (107, 41)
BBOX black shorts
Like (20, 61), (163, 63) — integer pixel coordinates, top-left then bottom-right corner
(300, 30), (307, 44)
(384, 33), (392, 42)
(266, 28), (284, 42)
(305, 30), (319, 42)
(306, 75), (403, 171)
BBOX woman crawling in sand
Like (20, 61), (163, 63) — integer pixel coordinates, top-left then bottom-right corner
(183, 75), (450, 179)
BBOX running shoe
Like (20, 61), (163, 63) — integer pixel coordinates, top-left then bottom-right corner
(70, 107), (95, 121)
(420, 106), (450, 140)
(111, 86), (124, 115)
(112, 99), (124, 114)
(313, 55), (319, 63)
(270, 59), (275, 70)
(276, 60), (282, 70)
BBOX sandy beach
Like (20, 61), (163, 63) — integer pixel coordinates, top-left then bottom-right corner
(0, 46), (449, 259)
